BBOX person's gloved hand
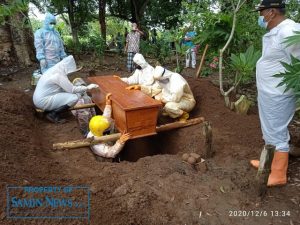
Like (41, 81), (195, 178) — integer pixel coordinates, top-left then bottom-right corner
(126, 85), (141, 90)
(156, 99), (165, 106)
(40, 59), (47, 71)
(118, 133), (131, 145)
(87, 84), (99, 90)
(106, 93), (112, 105)
(113, 75), (121, 79)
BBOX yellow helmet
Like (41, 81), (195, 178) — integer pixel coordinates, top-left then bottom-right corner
(89, 115), (110, 137)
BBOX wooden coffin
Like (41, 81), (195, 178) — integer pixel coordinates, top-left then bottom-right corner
(89, 76), (162, 139)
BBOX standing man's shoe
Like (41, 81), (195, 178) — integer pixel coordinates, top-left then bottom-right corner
(250, 151), (289, 186)
(250, 160), (259, 169)
(267, 151), (288, 186)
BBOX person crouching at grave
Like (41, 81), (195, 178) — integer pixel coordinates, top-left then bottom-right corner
(118, 53), (161, 98)
(87, 93), (131, 158)
(71, 78), (97, 136)
(33, 55), (99, 123)
(152, 66), (196, 122)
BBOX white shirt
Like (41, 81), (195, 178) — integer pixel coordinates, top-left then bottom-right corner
(256, 19), (300, 95)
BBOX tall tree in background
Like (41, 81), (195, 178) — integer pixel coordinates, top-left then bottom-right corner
(0, 0), (35, 67)
(43, 0), (96, 45)
(145, 0), (182, 29)
(130, 0), (150, 26)
(99, 0), (106, 42)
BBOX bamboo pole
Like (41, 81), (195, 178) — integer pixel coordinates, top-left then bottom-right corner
(156, 117), (205, 132)
(53, 133), (121, 150)
(196, 44), (209, 78)
(53, 117), (206, 150)
(36, 103), (96, 113)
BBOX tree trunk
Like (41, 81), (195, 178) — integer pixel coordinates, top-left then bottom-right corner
(131, 0), (150, 25)
(0, 23), (14, 67)
(68, 0), (80, 45)
(0, 1), (34, 68)
(98, 0), (106, 42)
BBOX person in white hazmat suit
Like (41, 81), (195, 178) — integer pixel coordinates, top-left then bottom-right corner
(152, 66), (196, 121)
(250, 0), (300, 186)
(33, 55), (99, 123)
(34, 12), (67, 74)
(118, 53), (161, 98)
(87, 93), (131, 158)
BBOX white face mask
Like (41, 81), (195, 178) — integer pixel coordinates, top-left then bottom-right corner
(49, 24), (55, 30)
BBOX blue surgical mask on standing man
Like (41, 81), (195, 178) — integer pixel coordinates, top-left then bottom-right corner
(258, 9), (272, 29)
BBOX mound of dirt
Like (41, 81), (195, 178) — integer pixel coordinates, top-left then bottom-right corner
(0, 67), (299, 225)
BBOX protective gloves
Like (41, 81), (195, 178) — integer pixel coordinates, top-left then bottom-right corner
(126, 85), (141, 90)
(40, 59), (47, 71)
(106, 93), (112, 105)
(118, 133), (131, 145)
(87, 84), (99, 90)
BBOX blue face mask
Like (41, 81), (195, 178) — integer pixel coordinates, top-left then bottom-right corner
(258, 10), (272, 29)
(258, 16), (268, 29)
(49, 24), (55, 30)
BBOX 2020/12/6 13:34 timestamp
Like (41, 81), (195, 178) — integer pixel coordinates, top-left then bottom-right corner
(228, 210), (291, 217)
(270, 211), (291, 217)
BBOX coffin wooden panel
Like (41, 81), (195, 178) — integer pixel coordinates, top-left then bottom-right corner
(89, 75), (162, 139)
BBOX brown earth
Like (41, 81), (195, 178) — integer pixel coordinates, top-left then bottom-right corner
(0, 54), (299, 225)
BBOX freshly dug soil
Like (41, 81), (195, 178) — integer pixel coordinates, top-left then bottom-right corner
(0, 55), (299, 225)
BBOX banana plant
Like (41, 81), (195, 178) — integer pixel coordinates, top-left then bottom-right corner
(273, 32), (300, 102)
(230, 45), (261, 86)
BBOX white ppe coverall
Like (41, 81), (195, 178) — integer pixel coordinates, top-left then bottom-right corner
(122, 53), (161, 97)
(87, 105), (125, 158)
(153, 66), (196, 118)
(256, 19), (300, 152)
(33, 55), (87, 111)
(34, 13), (67, 73)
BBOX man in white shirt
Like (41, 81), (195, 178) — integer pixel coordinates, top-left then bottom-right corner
(250, 0), (300, 186)
(124, 23), (144, 72)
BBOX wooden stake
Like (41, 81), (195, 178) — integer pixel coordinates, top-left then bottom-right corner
(256, 144), (275, 197)
(53, 117), (206, 150)
(196, 44), (209, 78)
(202, 121), (213, 158)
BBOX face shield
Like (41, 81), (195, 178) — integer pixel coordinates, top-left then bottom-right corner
(153, 66), (170, 84)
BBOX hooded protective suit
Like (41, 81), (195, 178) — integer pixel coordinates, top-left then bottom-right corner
(34, 13), (67, 73)
(122, 53), (161, 97)
(256, 19), (300, 152)
(33, 55), (88, 111)
(86, 105), (125, 158)
(153, 66), (196, 118)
